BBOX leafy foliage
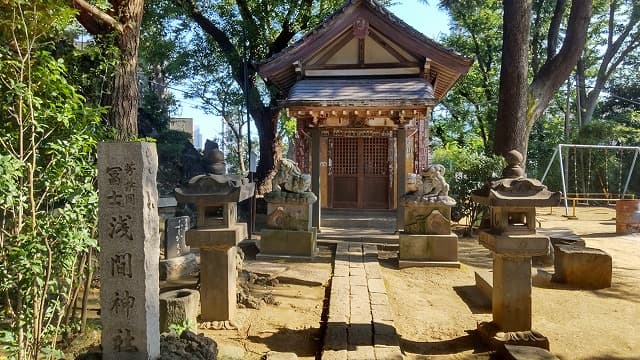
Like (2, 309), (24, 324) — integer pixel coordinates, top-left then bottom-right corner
(432, 144), (503, 235)
(433, 144), (504, 232)
(0, 2), (106, 358)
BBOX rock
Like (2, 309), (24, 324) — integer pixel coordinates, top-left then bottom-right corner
(552, 244), (612, 289)
(217, 343), (245, 359)
(159, 330), (218, 359)
(160, 253), (199, 281)
(504, 344), (559, 360)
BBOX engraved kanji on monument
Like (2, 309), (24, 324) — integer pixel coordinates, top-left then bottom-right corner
(165, 216), (190, 258)
(98, 142), (160, 359)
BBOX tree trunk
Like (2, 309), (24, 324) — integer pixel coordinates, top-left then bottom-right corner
(253, 106), (278, 190)
(72, 0), (144, 140)
(493, 0), (532, 158)
(108, 2), (143, 140)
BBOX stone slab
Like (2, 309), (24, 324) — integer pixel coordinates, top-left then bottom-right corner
(276, 264), (332, 286)
(165, 216), (190, 258)
(475, 270), (493, 302)
(367, 278), (386, 293)
(186, 224), (246, 249)
(321, 350), (347, 360)
(259, 228), (317, 257)
(242, 261), (289, 279)
(399, 260), (461, 269)
(537, 227), (586, 247)
(399, 233), (458, 262)
(552, 244), (612, 289)
(324, 323), (348, 350)
(264, 351), (299, 360)
(159, 253), (198, 281)
(504, 344), (559, 360)
(479, 232), (549, 256)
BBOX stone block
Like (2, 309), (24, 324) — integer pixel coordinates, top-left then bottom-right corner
(186, 224), (246, 249)
(259, 228), (317, 257)
(399, 233), (459, 262)
(367, 278), (386, 294)
(324, 323), (348, 350)
(159, 289), (200, 333)
(348, 324), (373, 346)
(403, 204), (452, 234)
(475, 270), (493, 302)
(478, 232), (549, 256)
(552, 244), (612, 289)
(199, 246), (237, 321)
(266, 202), (312, 231)
(159, 253), (198, 281)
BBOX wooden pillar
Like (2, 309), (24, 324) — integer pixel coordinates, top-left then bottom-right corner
(396, 126), (406, 231)
(311, 127), (321, 229)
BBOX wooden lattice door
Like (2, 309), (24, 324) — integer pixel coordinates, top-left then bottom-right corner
(329, 137), (390, 209)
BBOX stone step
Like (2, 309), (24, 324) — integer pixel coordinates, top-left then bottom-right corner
(475, 270), (493, 303)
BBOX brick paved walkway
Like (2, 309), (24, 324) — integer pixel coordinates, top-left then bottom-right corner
(322, 242), (403, 359)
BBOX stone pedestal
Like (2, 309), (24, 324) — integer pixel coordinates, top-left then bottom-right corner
(398, 233), (459, 268)
(261, 178), (318, 259)
(258, 228), (318, 259)
(186, 224), (246, 322)
(398, 200), (459, 268)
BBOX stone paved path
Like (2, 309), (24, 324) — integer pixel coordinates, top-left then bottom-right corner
(322, 242), (403, 359)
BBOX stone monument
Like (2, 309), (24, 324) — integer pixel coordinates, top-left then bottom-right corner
(159, 216), (198, 281)
(471, 149), (561, 351)
(398, 164), (459, 268)
(174, 145), (254, 328)
(259, 159), (318, 259)
(97, 142), (160, 359)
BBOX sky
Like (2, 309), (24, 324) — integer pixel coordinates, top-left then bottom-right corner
(172, 0), (451, 146)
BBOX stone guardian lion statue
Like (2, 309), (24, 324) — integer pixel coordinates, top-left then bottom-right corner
(271, 159), (312, 193)
(421, 164), (449, 197)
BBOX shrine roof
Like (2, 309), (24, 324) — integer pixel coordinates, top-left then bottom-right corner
(286, 78), (435, 106)
(258, 0), (472, 101)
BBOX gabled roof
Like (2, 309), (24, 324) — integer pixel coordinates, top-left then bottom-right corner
(258, 0), (472, 102)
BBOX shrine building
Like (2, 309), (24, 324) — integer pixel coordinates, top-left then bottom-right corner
(259, 0), (472, 226)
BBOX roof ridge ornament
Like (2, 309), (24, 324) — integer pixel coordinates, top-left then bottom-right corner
(353, 16), (369, 39)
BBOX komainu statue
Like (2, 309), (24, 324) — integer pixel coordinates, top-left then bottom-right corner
(421, 164), (449, 197)
(272, 159), (312, 193)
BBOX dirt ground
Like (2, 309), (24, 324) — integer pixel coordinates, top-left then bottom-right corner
(382, 206), (640, 359)
(60, 206), (640, 359)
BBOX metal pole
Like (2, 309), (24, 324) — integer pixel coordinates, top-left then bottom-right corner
(243, 29), (254, 239)
(623, 148), (639, 197)
(558, 144), (570, 216)
(540, 147), (558, 183)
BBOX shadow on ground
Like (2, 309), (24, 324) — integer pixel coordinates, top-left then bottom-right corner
(400, 330), (490, 356)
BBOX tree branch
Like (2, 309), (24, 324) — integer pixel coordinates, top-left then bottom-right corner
(546, 0), (566, 60)
(70, 0), (123, 34)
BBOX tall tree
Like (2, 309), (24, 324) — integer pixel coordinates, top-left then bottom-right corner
(163, 0), (347, 184)
(436, 0), (502, 154)
(495, 0), (592, 158)
(69, 0), (145, 140)
(577, 0), (640, 125)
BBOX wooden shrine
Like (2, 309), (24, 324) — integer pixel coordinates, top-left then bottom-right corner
(259, 0), (472, 227)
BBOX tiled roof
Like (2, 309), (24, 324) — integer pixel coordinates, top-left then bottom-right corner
(287, 78), (434, 103)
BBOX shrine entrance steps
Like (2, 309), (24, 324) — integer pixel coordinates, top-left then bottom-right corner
(321, 241), (403, 360)
(319, 209), (398, 246)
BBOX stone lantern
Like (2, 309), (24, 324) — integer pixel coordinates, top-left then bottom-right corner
(174, 147), (254, 328)
(471, 150), (561, 350)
